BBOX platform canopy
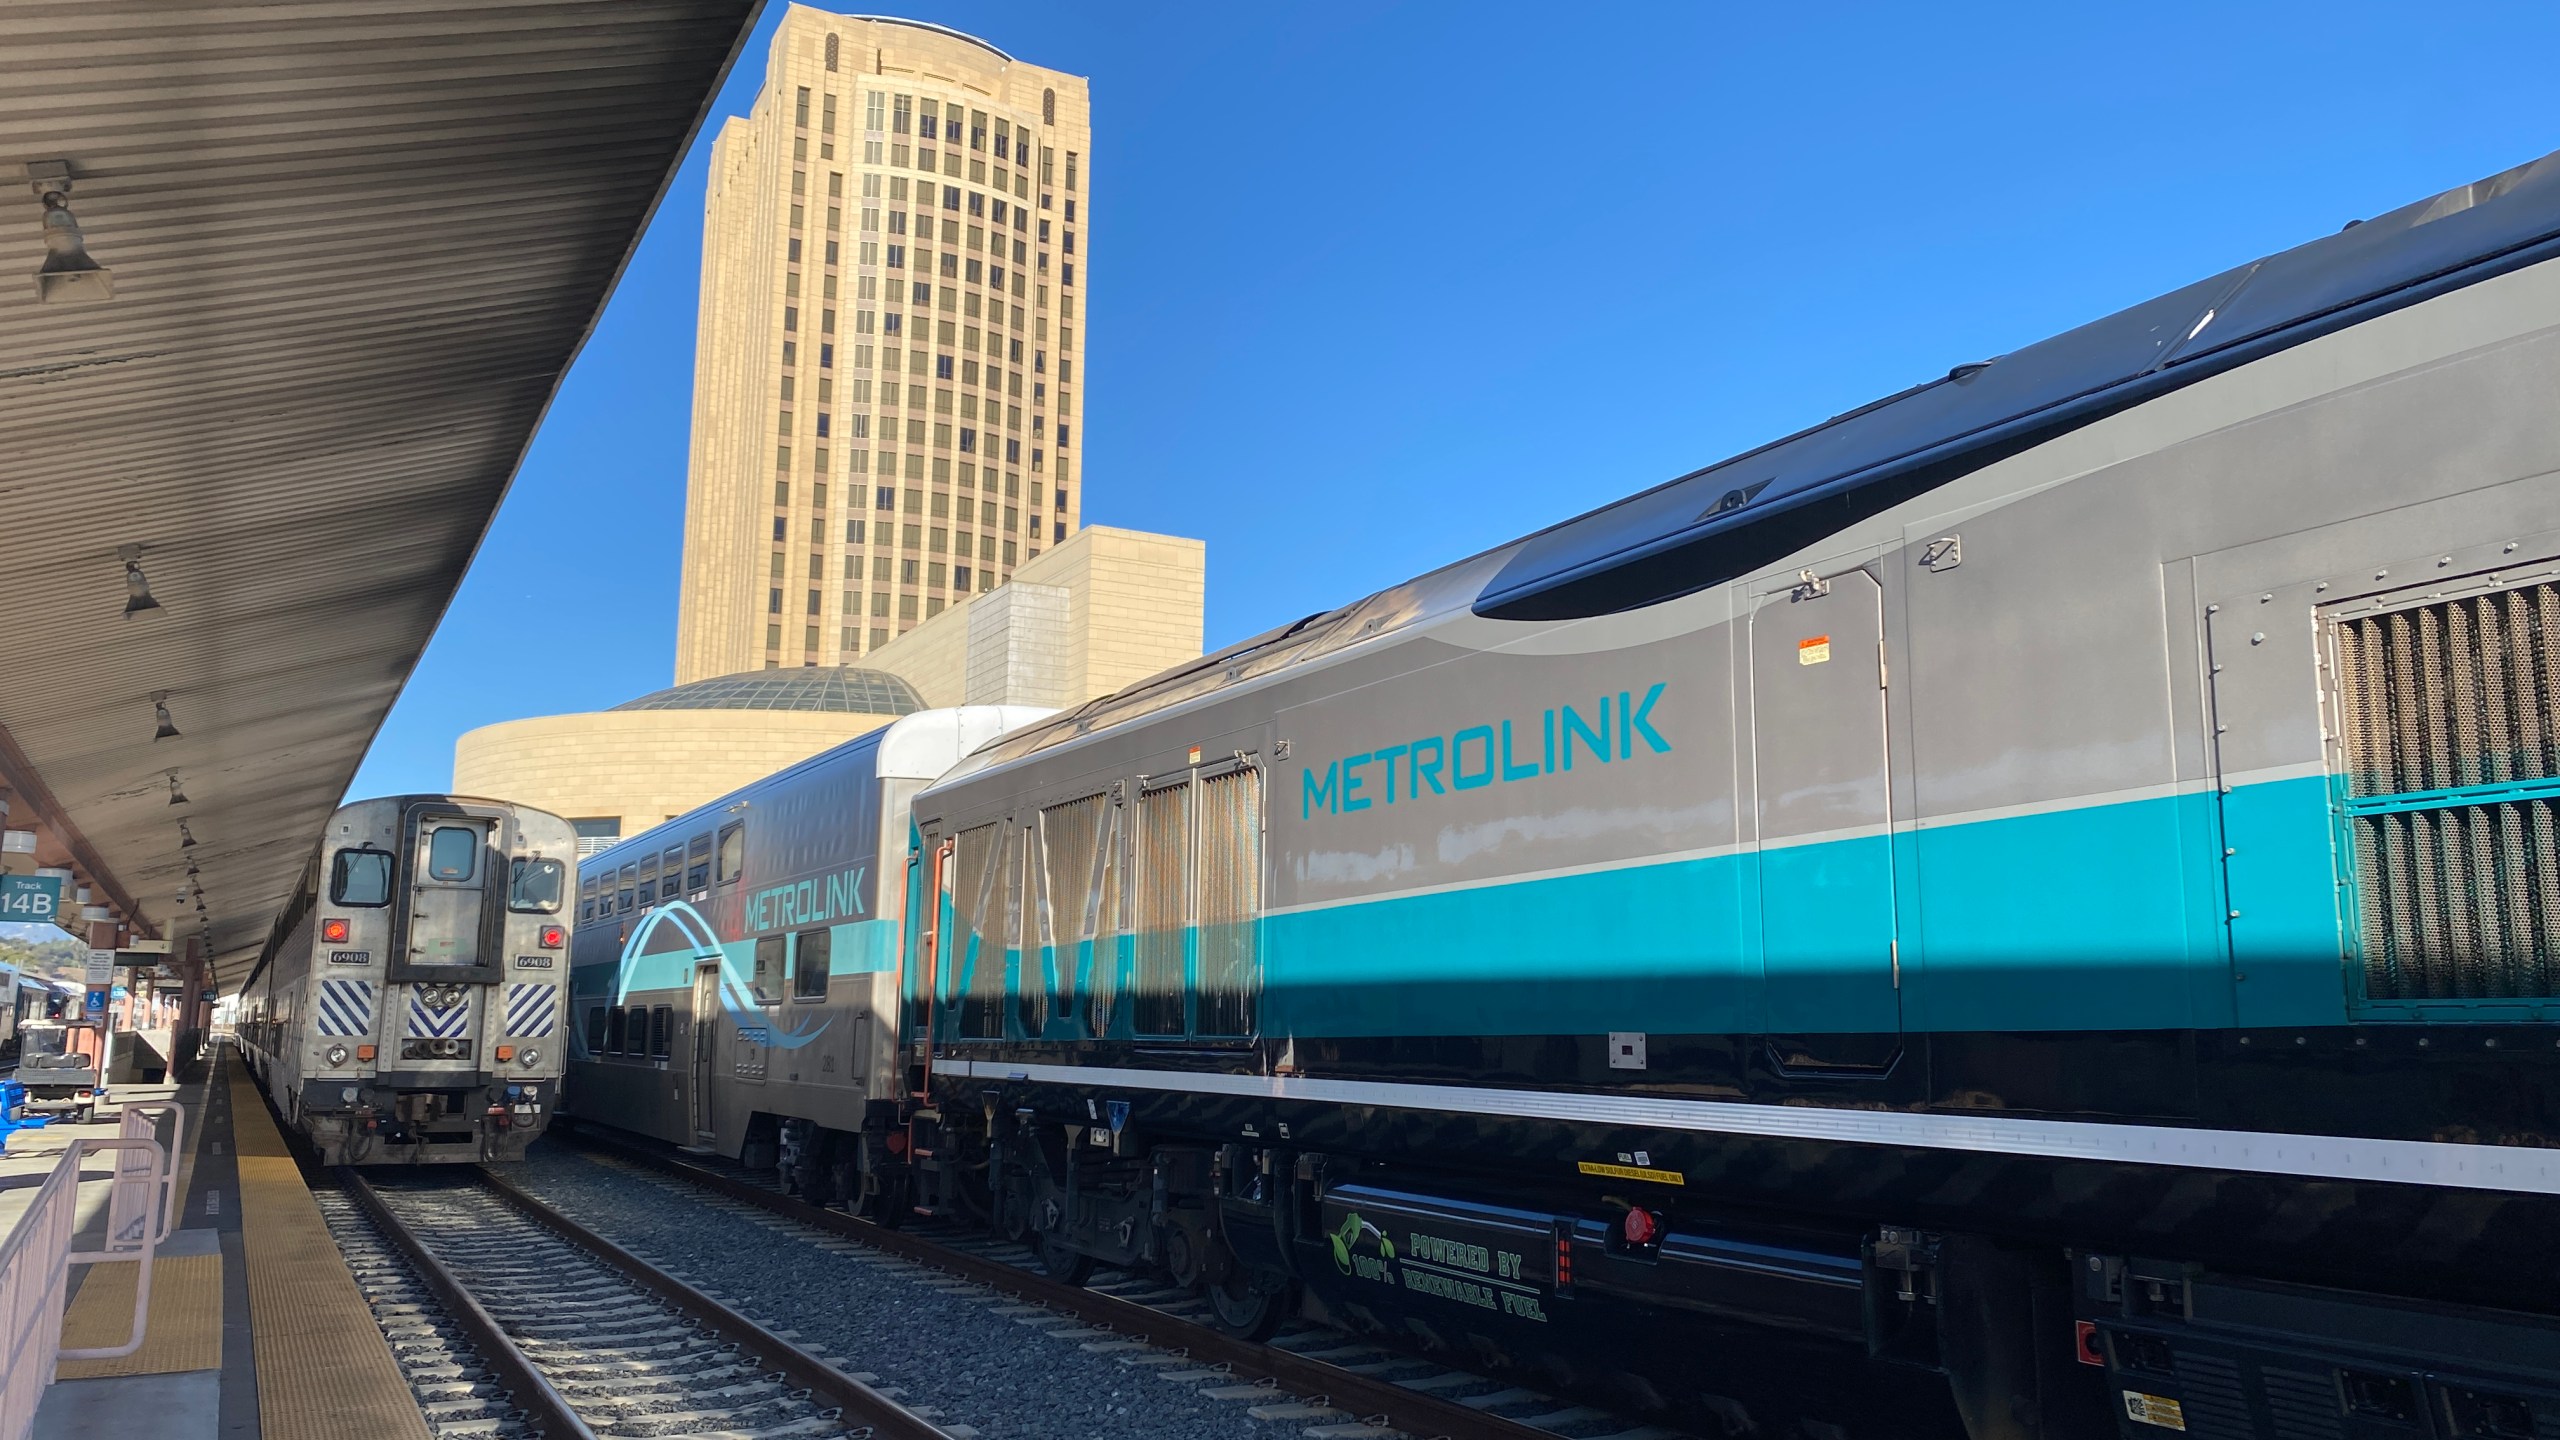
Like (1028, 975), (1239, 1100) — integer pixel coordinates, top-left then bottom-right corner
(0, 0), (760, 988)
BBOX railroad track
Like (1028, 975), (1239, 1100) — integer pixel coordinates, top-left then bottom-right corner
(548, 1122), (1697, 1440)
(331, 1166), (952, 1440)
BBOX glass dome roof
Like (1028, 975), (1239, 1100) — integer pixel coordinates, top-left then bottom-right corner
(613, 666), (925, 716)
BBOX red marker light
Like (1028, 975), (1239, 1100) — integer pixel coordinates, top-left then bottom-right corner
(1621, 1206), (1661, 1247)
(2075, 1321), (2105, 1366)
(321, 918), (350, 943)
(539, 924), (565, 949)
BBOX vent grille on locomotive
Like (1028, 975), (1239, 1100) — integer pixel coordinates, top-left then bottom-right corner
(2330, 576), (2560, 1001)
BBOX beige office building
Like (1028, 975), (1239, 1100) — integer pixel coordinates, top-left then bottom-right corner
(676, 8), (1093, 682)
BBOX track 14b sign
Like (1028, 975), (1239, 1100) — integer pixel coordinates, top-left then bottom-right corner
(0, 874), (62, 921)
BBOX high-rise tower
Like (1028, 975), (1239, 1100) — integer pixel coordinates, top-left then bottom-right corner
(676, 9), (1091, 680)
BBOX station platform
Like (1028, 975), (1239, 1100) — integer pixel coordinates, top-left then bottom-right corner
(1, 1049), (431, 1440)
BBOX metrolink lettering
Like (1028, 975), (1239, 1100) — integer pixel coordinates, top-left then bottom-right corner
(1301, 683), (1671, 820)
(748, 867), (866, 933)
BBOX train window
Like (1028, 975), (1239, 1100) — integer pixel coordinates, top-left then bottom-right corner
(585, 1005), (608, 1054)
(752, 934), (785, 1004)
(793, 928), (831, 999)
(662, 846), (686, 898)
(606, 1006), (628, 1055)
(617, 864), (637, 913)
(508, 858), (566, 913)
(649, 1005), (674, 1057)
(716, 822), (746, 884)
(637, 853), (660, 904)
(330, 847), (395, 907)
(426, 826), (479, 882)
(686, 834), (712, 893)
(579, 874), (597, 923)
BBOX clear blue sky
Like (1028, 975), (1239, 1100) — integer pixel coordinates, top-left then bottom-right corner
(349, 0), (2560, 798)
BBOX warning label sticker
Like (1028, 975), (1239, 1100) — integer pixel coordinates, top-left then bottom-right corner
(1798, 636), (1832, 665)
(1576, 1160), (1686, 1186)
(2122, 1391), (2186, 1431)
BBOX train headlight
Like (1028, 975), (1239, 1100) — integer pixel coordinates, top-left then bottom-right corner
(324, 1044), (350, 1067)
(516, 1047), (540, 1069)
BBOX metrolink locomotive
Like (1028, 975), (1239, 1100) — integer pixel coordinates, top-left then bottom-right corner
(577, 150), (2560, 1439)
(239, 796), (573, 1163)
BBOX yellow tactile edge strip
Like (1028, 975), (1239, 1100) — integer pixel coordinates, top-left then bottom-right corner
(230, 1067), (434, 1440)
(55, 1252), (224, 1378)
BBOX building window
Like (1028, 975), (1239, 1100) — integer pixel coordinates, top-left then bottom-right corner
(876, 486), (895, 510)
(771, 517), (787, 541)
(847, 517), (866, 544)
(1042, 88), (1055, 125)
(768, 587), (783, 614)
(823, 32), (838, 70)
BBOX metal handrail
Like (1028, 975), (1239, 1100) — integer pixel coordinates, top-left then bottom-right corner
(0, 1145), (80, 1440)
(58, 1136), (169, 1361)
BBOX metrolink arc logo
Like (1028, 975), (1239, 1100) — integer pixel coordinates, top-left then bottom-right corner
(617, 899), (831, 1051)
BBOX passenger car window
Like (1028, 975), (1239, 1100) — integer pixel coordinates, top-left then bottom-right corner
(331, 847), (395, 907)
(663, 846), (686, 896)
(794, 928), (831, 999)
(686, 834), (713, 892)
(605, 1006), (627, 1055)
(585, 1006), (608, 1053)
(650, 1005), (674, 1057)
(617, 864), (637, 913)
(717, 822), (746, 884)
(508, 858), (566, 914)
(426, 826), (479, 881)
(752, 934), (785, 1004)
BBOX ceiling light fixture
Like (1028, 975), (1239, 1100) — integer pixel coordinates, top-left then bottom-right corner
(178, 821), (198, 848)
(152, 692), (179, 741)
(119, 544), (161, 616)
(167, 771), (189, 806)
(28, 161), (112, 304)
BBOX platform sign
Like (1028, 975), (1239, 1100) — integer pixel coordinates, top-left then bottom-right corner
(84, 949), (115, 986)
(0, 874), (61, 922)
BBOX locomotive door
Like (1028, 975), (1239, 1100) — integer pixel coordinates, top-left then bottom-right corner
(689, 961), (718, 1143)
(1749, 566), (1904, 1046)
(409, 816), (491, 971)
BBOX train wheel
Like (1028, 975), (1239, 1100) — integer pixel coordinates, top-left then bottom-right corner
(1205, 1265), (1287, 1340)
(1037, 1230), (1095, 1286)
(792, 1133), (832, 1208)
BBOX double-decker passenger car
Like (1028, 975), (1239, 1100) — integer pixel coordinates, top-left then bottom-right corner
(238, 795), (572, 1164)
(563, 708), (1049, 1193)
(883, 151), (2560, 1437)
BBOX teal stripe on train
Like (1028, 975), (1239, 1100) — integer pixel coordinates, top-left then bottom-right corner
(1261, 775), (2346, 1037)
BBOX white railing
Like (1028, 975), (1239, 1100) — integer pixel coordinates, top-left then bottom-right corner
(0, 1108), (176, 1440)
(0, 1144), (79, 1440)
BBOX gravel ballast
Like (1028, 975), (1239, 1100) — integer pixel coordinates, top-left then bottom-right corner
(505, 1144), (1318, 1440)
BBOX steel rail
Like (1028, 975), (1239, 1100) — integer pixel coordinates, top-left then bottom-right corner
(553, 1121), (1564, 1440)
(337, 1167), (600, 1440)
(471, 1164), (952, 1440)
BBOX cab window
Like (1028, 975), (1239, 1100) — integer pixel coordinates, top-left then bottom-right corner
(716, 822), (746, 884)
(331, 847), (395, 907)
(426, 826), (479, 881)
(509, 858), (566, 914)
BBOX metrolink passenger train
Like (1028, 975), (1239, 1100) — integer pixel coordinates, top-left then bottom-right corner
(575, 150), (2560, 1439)
(239, 796), (572, 1164)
